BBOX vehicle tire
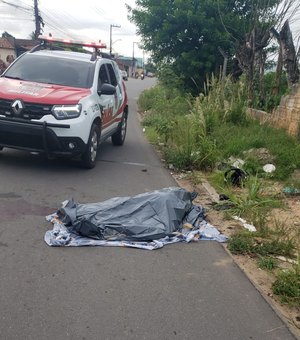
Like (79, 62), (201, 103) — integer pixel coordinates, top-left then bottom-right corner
(81, 124), (100, 169)
(0, 147), (3, 151)
(112, 112), (127, 146)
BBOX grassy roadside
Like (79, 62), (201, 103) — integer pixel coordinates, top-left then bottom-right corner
(138, 78), (300, 309)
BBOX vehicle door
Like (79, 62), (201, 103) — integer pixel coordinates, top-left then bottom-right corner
(106, 62), (124, 129)
(97, 63), (115, 137)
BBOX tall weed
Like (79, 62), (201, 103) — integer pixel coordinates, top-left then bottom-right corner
(273, 268), (300, 306)
(164, 114), (218, 170)
(138, 75), (300, 179)
(138, 86), (162, 112)
(223, 176), (281, 223)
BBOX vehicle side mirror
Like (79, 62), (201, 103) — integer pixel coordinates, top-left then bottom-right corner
(98, 83), (116, 95)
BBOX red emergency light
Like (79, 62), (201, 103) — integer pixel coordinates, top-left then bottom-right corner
(38, 35), (107, 49)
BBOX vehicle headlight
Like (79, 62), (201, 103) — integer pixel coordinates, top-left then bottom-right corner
(52, 104), (82, 120)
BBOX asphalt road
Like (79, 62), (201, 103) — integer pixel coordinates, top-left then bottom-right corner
(0, 77), (296, 339)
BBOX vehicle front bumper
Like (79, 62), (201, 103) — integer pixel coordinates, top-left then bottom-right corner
(0, 117), (86, 156)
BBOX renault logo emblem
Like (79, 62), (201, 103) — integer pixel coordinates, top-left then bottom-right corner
(11, 99), (24, 115)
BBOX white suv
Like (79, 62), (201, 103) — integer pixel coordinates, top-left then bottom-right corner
(0, 37), (128, 168)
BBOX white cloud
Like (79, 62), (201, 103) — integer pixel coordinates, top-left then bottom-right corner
(2, 1), (298, 58)
(0, 0), (145, 58)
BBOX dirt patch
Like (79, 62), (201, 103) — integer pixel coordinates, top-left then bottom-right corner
(172, 172), (300, 338)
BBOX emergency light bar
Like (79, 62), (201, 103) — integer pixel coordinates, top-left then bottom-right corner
(38, 35), (107, 49)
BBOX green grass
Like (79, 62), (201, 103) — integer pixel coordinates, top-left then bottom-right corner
(210, 122), (300, 180)
(227, 177), (281, 219)
(254, 239), (294, 257)
(228, 232), (295, 257)
(208, 174), (282, 224)
(138, 77), (300, 309)
(273, 268), (300, 306)
(139, 78), (300, 180)
(258, 256), (277, 270)
(228, 232), (254, 254)
(143, 126), (160, 145)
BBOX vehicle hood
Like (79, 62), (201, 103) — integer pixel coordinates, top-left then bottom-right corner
(0, 78), (91, 104)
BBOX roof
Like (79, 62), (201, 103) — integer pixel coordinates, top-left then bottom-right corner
(117, 56), (133, 62)
(116, 56), (143, 68)
(15, 39), (39, 50)
(0, 38), (14, 50)
(0, 38), (39, 52)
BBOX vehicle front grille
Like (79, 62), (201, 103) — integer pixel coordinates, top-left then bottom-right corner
(0, 99), (53, 120)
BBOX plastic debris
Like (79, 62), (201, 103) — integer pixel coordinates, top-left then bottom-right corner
(276, 256), (297, 264)
(224, 168), (248, 186)
(232, 216), (256, 232)
(232, 159), (245, 168)
(263, 164), (276, 173)
(283, 187), (300, 195)
(228, 157), (245, 169)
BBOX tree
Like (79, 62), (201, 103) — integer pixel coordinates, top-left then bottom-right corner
(217, 0), (298, 103)
(271, 20), (299, 90)
(127, 0), (231, 94)
(2, 31), (14, 38)
(128, 0), (299, 99)
(144, 59), (156, 74)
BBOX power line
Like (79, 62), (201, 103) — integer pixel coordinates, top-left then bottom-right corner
(38, 8), (78, 39)
(0, 16), (32, 21)
(0, 0), (31, 12)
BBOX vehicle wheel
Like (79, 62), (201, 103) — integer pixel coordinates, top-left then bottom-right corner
(0, 147), (3, 151)
(112, 112), (127, 146)
(81, 124), (100, 169)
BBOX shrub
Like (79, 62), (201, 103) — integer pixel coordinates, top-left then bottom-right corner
(254, 239), (294, 257)
(138, 86), (162, 112)
(252, 72), (288, 112)
(273, 268), (300, 306)
(228, 233), (254, 254)
(258, 256), (277, 270)
(138, 75), (300, 179)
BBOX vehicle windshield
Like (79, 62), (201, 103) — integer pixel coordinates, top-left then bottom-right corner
(3, 54), (95, 89)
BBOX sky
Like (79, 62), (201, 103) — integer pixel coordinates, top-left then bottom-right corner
(0, 0), (299, 60)
(0, 0), (144, 58)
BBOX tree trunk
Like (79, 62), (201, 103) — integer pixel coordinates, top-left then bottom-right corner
(270, 27), (283, 95)
(218, 47), (228, 81)
(274, 43), (283, 95)
(280, 20), (299, 87)
(235, 34), (254, 102)
(235, 27), (269, 105)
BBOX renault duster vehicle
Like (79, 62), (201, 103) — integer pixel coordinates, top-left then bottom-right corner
(0, 36), (128, 168)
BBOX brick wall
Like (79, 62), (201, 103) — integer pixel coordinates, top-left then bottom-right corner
(248, 84), (300, 136)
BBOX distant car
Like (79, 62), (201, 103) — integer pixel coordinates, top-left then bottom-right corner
(0, 36), (129, 169)
(120, 70), (128, 81)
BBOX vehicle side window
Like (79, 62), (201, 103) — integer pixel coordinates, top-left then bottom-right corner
(98, 64), (109, 87)
(106, 63), (117, 87)
(112, 62), (121, 83)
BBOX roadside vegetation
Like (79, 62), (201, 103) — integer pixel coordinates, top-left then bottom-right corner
(138, 73), (300, 307)
(139, 72), (300, 179)
(130, 0), (300, 311)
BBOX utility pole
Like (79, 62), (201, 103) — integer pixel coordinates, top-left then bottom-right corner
(34, 0), (40, 39)
(132, 42), (138, 77)
(109, 24), (121, 55)
(34, 0), (44, 39)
